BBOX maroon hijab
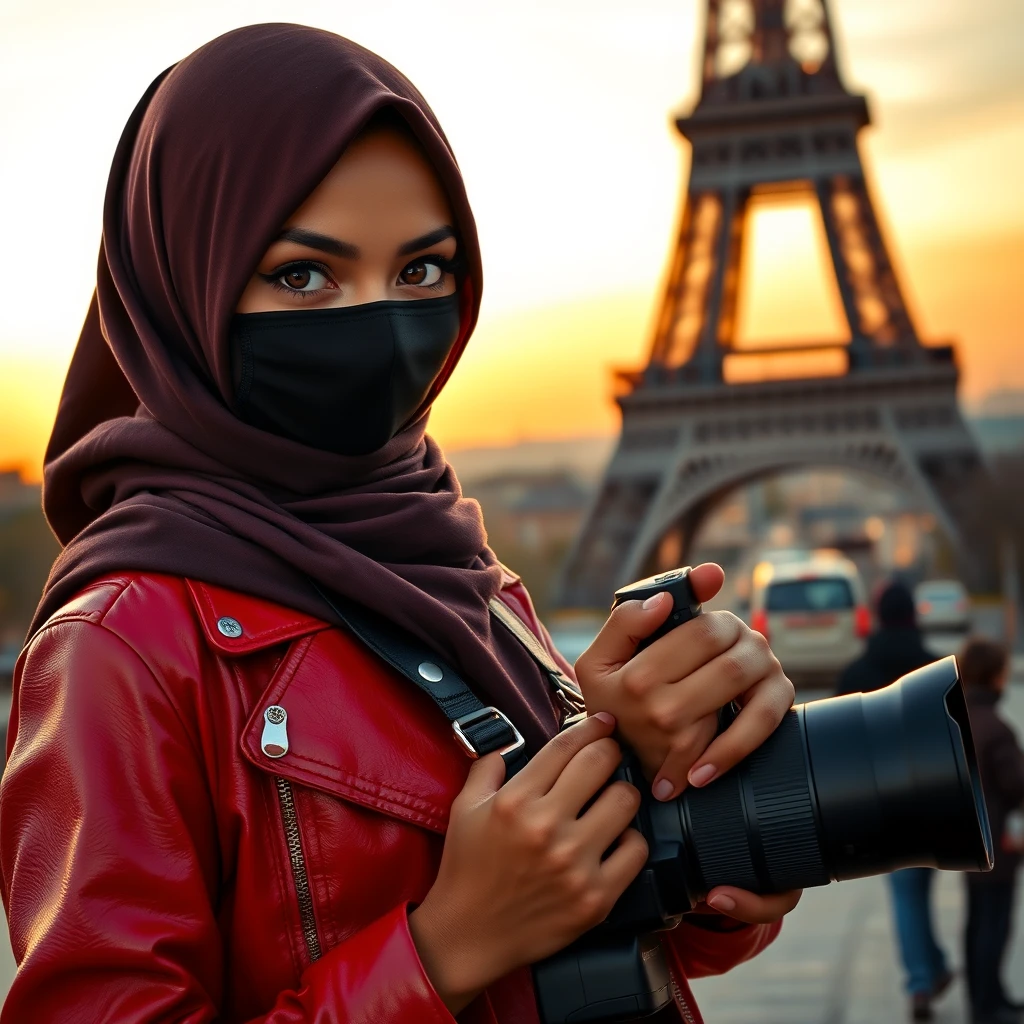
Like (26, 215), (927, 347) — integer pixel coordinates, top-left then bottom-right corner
(34, 23), (560, 751)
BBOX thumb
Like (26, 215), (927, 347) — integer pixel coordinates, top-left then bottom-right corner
(580, 562), (726, 673)
(688, 562), (725, 603)
(583, 590), (675, 672)
(456, 751), (508, 808)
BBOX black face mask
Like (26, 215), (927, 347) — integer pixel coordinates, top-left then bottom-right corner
(229, 293), (461, 456)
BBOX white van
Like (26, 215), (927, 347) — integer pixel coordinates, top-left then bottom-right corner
(750, 555), (870, 688)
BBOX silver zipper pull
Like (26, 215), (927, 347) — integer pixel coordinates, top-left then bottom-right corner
(261, 705), (289, 758)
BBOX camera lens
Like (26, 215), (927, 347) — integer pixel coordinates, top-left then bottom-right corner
(666, 657), (992, 903)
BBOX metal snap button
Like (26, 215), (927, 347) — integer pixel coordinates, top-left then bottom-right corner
(417, 662), (443, 682)
(217, 616), (243, 638)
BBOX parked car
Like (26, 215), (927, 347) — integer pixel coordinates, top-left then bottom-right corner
(750, 555), (870, 689)
(914, 579), (970, 633)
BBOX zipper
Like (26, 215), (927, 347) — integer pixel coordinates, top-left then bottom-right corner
(274, 776), (323, 963)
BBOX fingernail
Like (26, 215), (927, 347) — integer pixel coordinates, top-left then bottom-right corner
(592, 711), (616, 727)
(708, 894), (736, 913)
(652, 778), (674, 801)
(688, 764), (718, 788)
(642, 592), (667, 610)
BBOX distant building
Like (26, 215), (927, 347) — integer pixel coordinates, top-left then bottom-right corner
(0, 470), (58, 657)
(0, 471), (40, 514)
(465, 470), (591, 554)
(968, 416), (1024, 456)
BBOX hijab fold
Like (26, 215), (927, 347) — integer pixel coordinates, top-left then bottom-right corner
(34, 24), (560, 752)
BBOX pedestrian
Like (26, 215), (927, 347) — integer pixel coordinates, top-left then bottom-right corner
(961, 637), (1024, 1024)
(0, 26), (801, 1023)
(837, 581), (952, 1021)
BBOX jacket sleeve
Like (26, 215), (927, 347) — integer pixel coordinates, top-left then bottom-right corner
(661, 918), (781, 979)
(0, 618), (456, 1024)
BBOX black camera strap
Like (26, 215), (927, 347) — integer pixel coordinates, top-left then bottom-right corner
(311, 582), (585, 779)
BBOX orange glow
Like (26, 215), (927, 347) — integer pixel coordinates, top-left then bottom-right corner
(732, 193), (849, 348)
(4, 223), (1024, 482)
(723, 347), (848, 384)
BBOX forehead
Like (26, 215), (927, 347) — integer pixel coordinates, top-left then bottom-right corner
(287, 126), (454, 235)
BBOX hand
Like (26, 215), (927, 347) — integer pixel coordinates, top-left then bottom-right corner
(408, 713), (648, 1015)
(574, 563), (795, 801)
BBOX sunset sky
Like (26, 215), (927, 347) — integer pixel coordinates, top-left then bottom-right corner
(1, 0), (1022, 478)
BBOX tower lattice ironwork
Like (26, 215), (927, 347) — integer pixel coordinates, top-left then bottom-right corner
(557, 0), (990, 607)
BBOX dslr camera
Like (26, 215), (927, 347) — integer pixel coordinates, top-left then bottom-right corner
(532, 567), (993, 1023)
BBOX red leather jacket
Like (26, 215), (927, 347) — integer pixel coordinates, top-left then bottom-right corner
(1, 572), (778, 1022)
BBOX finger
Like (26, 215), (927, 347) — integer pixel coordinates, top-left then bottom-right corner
(576, 593), (674, 677)
(454, 751), (507, 809)
(624, 611), (746, 697)
(705, 886), (803, 924)
(596, 828), (650, 900)
(647, 714), (719, 801)
(510, 711), (617, 798)
(685, 673), (794, 790)
(545, 736), (624, 815)
(574, 780), (643, 851)
(688, 562), (725, 604)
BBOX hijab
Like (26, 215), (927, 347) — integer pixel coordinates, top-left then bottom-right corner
(33, 23), (561, 751)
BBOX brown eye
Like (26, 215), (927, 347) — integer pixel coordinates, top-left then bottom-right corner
(282, 268), (312, 289)
(399, 260), (443, 287)
(267, 263), (333, 293)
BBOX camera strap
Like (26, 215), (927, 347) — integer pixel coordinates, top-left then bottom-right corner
(310, 582), (585, 779)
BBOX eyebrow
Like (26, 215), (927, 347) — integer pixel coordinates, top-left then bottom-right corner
(276, 228), (359, 259)
(274, 224), (457, 260)
(397, 225), (457, 256)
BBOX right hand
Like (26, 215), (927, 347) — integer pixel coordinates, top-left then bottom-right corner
(409, 713), (648, 1014)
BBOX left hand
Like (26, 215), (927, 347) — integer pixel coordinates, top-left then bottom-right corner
(577, 565), (798, 925)
(575, 563), (801, 925)
(575, 563), (794, 799)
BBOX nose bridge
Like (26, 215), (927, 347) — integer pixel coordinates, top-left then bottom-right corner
(346, 273), (391, 307)
(343, 248), (397, 306)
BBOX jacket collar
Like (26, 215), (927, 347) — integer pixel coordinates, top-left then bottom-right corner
(185, 579), (329, 654)
(187, 573), (549, 835)
(187, 568), (526, 656)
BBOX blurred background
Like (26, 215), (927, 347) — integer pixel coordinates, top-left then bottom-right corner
(1, 0), (1023, 1020)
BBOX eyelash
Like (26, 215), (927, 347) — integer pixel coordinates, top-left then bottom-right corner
(260, 255), (463, 299)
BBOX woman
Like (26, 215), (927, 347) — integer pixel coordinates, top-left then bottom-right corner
(0, 24), (797, 1023)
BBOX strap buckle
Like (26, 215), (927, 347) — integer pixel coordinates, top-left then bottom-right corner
(453, 706), (526, 760)
(551, 674), (587, 718)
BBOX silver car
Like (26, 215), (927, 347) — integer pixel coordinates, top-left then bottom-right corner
(750, 556), (870, 689)
(914, 579), (970, 633)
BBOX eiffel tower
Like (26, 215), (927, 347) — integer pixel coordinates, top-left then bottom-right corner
(558, 0), (991, 608)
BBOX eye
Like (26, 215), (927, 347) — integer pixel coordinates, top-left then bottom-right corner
(260, 261), (336, 295)
(278, 264), (330, 292)
(399, 259), (444, 288)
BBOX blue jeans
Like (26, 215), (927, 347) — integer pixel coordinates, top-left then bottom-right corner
(888, 868), (950, 995)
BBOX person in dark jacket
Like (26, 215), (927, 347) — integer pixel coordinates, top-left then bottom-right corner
(836, 581), (935, 696)
(961, 637), (1024, 1024)
(838, 581), (951, 1021)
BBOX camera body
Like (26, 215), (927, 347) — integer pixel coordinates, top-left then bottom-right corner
(532, 567), (993, 1024)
